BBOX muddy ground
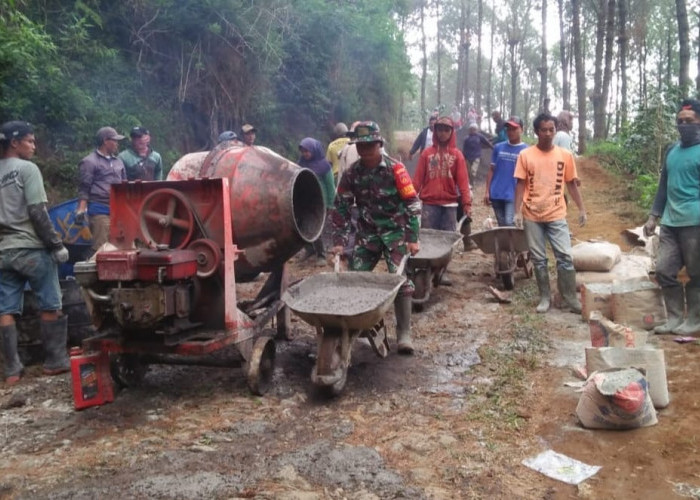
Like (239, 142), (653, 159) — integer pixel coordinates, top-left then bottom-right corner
(1, 155), (699, 499)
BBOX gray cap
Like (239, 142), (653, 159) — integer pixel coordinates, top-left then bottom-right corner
(218, 130), (238, 143)
(96, 126), (125, 142)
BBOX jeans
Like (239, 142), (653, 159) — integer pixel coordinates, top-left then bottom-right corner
(0, 248), (62, 315)
(523, 218), (574, 272)
(421, 204), (458, 231)
(490, 199), (515, 227)
(656, 224), (700, 289)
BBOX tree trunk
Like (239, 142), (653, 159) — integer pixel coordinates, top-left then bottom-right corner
(572, 0), (587, 153)
(436, 0), (442, 107)
(476, 0), (483, 120)
(600, 0), (616, 139)
(591, 0), (606, 139)
(456, 1), (465, 109)
(558, 0), (570, 110)
(676, 0), (691, 92)
(617, 0), (628, 127)
(509, 37), (518, 115)
(538, 0), (548, 113)
(487, 2), (495, 134)
(420, 5), (427, 121)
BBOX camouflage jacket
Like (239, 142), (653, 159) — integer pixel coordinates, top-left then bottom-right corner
(331, 155), (421, 248)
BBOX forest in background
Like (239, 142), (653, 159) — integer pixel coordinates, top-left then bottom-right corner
(1, 0), (698, 204)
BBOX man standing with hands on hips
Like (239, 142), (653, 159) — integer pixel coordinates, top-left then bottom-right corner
(514, 113), (586, 314)
(330, 121), (421, 354)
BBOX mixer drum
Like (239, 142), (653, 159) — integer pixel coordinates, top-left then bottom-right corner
(168, 144), (325, 280)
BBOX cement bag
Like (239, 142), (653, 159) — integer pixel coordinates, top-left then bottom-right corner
(588, 311), (648, 348)
(611, 280), (666, 330)
(581, 283), (613, 321)
(571, 241), (622, 272)
(576, 367), (658, 429)
(585, 347), (669, 408)
(576, 254), (652, 289)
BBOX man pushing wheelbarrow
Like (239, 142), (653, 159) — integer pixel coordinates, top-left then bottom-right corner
(329, 121), (421, 355)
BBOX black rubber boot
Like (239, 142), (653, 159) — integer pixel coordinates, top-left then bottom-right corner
(655, 286), (685, 334)
(1, 324), (24, 384)
(674, 287), (700, 335)
(394, 295), (414, 355)
(557, 268), (582, 314)
(534, 267), (551, 313)
(40, 316), (70, 375)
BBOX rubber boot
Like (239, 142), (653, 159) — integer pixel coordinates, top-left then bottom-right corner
(394, 295), (414, 355)
(40, 316), (70, 375)
(534, 267), (551, 313)
(1, 324), (24, 385)
(674, 287), (700, 335)
(557, 268), (582, 314)
(654, 286), (685, 334)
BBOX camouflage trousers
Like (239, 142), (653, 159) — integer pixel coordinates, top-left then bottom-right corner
(349, 233), (414, 296)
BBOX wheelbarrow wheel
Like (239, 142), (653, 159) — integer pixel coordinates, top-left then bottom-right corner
(498, 251), (515, 290)
(110, 353), (147, 388)
(314, 333), (347, 397)
(246, 336), (276, 396)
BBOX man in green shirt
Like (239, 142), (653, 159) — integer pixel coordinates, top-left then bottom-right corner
(644, 98), (700, 335)
(0, 121), (70, 385)
(118, 126), (164, 181)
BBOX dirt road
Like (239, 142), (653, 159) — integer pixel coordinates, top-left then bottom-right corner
(1, 157), (699, 499)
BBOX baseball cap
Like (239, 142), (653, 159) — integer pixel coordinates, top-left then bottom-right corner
(0, 121), (34, 141)
(349, 121), (383, 144)
(241, 124), (256, 134)
(130, 126), (150, 138)
(218, 130), (238, 143)
(505, 116), (524, 129)
(96, 126), (125, 142)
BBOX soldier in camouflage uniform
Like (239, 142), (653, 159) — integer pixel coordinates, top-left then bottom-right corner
(330, 121), (421, 354)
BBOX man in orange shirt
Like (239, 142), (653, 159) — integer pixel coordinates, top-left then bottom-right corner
(514, 113), (587, 313)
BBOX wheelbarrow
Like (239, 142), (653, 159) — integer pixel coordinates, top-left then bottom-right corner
(470, 226), (533, 290)
(407, 228), (463, 310)
(282, 271), (406, 396)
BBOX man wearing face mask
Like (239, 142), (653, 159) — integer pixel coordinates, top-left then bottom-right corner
(643, 98), (700, 336)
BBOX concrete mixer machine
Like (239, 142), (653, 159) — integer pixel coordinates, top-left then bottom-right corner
(74, 143), (325, 398)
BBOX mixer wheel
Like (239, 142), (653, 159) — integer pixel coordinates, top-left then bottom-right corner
(246, 336), (276, 396)
(139, 188), (195, 249)
(110, 353), (148, 388)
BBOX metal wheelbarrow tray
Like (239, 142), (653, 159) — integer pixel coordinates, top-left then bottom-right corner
(408, 228), (463, 307)
(282, 271), (406, 396)
(470, 226), (533, 290)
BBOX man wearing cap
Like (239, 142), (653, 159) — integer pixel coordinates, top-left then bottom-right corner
(413, 116), (471, 233)
(217, 130), (238, 144)
(514, 112), (587, 314)
(642, 98), (700, 335)
(461, 123), (493, 179)
(76, 126), (127, 253)
(241, 124), (257, 146)
(330, 121), (421, 354)
(118, 126), (163, 181)
(408, 112), (439, 160)
(0, 121), (70, 385)
(484, 116), (528, 226)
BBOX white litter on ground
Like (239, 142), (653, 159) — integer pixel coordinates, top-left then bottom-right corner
(522, 449), (601, 485)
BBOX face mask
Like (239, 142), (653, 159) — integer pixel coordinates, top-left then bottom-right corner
(676, 122), (700, 146)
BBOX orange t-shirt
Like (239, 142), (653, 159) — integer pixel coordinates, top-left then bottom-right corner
(514, 145), (578, 222)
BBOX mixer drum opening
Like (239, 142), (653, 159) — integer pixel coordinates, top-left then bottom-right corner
(292, 168), (326, 243)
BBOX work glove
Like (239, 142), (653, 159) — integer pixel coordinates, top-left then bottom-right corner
(52, 245), (70, 264)
(514, 213), (523, 229)
(75, 210), (87, 224)
(578, 211), (588, 227)
(643, 215), (658, 237)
